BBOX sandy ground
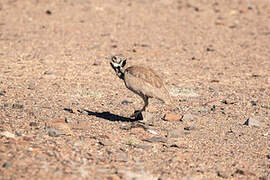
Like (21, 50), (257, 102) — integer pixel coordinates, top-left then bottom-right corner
(0, 0), (270, 179)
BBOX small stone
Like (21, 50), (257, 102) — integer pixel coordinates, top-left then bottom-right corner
(163, 113), (182, 121)
(0, 91), (6, 96)
(184, 126), (196, 131)
(217, 171), (229, 178)
(29, 122), (37, 126)
(44, 71), (53, 75)
(250, 101), (257, 106)
(45, 10), (52, 15)
(182, 113), (197, 121)
(167, 128), (189, 138)
(47, 127), (60, 137)
(12, 104), (24, 109)
(142, 136), (167, 143)
(0, 131), (15, 138)
(99, 139), (113, 146)
(133, 144), (151, 150)
(121, 100), (132, 105)
(65, 117), (72, 123)
(244, 116), (267, 127)
(146, 129), (158, 135)
(2, 162), (11, 168)
(46, 119), (73, 136)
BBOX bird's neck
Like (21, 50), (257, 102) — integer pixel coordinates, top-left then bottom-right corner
(116, 68), (125, 80)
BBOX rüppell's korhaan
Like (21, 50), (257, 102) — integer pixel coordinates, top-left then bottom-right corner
(110, 56), (177, 120)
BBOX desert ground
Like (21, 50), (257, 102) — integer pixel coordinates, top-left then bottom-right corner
(0, 0), (269, 179)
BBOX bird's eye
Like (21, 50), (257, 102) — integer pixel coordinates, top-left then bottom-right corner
(112, 56), (117, 61)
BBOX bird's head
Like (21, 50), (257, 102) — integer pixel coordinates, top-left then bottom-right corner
(110, 56), (126, 76)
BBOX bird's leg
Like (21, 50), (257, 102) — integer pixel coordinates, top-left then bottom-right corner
(130, 96), (149, 119)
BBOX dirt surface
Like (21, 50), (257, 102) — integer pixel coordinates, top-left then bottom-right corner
(0, 0), (270, 179)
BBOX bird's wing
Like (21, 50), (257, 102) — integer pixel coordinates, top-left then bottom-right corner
(125, 66), (163, 88)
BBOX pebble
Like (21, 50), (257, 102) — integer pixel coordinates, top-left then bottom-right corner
(12, 104), (24, 109)
(46, 119), (73, 136)
(163, 113), (182, 121)
(142, 136), (167, 143)
(29, 122), (38, 126)
(182, 113), (197, 121)
(98, 139), (113, 146)
(217, 170), (230, 178)
(121, 100), (132, 105)
(250, 101), (257, 106)
(47, 127), (60, 137)
(2, 162), (12, 168)
(167, 128), (189, 138)
(184, 126), (196, 131)
(65, 117), (72, 123)
(0, 131), (15, 138)
(44, 71), (53, 75)
(0, 91), (6, 96)
(244, 116), (267, 128)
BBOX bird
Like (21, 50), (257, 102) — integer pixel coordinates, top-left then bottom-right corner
(110, 56), (175, 119)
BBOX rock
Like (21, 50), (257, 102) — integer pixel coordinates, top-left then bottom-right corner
(0, 91), (6, 96)
(65, 117), (72, 123)
(44, 71), (53, 75)
(47, 127), (60, 137)
(146, 129), (158, 135)
(244, 116), (267, 127)
(261, 104), (270, 109)
(0, 131), (15, 138)
(2, 162), (12, 168)
(142, 136), (167, 143)
(12, 104), (24, 109)
(45, 10), (52, 15)
(133, 144), (151, 150)
(46, 118), (73, 136)
(167, 128), (189, 138)
(121, 100), (132, 105)
(184, 126), (196, 131)
(217, 170), (230, 178)
(182, 113), (197, 121)
(99, 139), (113, 146)
(163, 113), (182, 121)
(29, 122), (37, 126)
(250, 101), (257, 106)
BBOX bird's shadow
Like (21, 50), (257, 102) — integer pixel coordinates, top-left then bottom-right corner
(82, 109), (142, 122)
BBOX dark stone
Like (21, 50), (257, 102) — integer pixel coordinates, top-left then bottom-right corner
(45, 10), (52, 15)
(12, 104), (24, 109)
(29, 122), (37, 126)
(250, 101), (257, 106)
(44, 71), (53, 75)
(0, 91), (6, 96)
(2, 162), (11, 168)
(121, 100), (132, 105)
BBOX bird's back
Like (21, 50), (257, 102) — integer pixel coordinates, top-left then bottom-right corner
(123, 65), (173, 105)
